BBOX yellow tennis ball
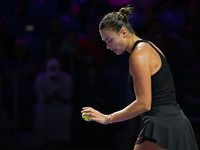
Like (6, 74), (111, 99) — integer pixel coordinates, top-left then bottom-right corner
(82, 113), (92, 121)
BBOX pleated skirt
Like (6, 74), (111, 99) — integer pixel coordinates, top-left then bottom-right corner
(135, 104), (199, 150)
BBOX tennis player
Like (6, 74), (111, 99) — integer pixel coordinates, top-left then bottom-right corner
(82, 5), (199, 150)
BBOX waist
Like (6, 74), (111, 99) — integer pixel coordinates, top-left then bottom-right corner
(151, 92), (177, 108)
(141, 104), (184, 119)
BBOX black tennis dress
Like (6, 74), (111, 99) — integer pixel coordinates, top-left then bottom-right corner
(129, 39), (199, 150)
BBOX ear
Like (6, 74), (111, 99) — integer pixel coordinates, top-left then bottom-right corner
(121, 28), (127, 38)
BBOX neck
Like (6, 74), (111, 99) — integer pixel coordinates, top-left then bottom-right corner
(126, 34), (141, 54)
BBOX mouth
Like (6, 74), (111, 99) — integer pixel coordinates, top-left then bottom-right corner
(112, 49), (117, 52)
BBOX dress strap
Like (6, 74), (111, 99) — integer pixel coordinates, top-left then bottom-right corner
(131, 39), (164, 59)
(131, 39), (148, 53)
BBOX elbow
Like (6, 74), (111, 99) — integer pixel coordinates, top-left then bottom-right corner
(141, 103), (151, 113)
(143, 105), (151, 112)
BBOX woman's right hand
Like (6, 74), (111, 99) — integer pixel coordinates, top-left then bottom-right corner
(81, 107), (107, 125)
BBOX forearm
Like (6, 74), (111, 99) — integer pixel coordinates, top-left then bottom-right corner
(81, 100), (150, 125)
(110, 100), (150, 123)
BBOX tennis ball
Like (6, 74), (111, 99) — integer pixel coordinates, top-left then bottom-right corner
(82, 113), (92, 121)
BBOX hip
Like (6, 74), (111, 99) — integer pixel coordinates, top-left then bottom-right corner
(140, 104), (187, 122)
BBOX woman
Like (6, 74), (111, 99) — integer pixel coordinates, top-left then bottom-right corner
(81, 5), (199, 150)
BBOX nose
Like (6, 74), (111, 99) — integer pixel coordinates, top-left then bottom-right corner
(106, 44), (111, 50)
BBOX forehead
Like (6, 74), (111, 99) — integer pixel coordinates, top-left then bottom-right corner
(99, 28), (118, 41)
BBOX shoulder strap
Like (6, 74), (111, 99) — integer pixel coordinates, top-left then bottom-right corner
(131, 39), (148, 53)
(131, 39), (164, 59)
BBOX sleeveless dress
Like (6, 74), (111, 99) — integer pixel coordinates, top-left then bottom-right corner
(129, 39), (199, 150)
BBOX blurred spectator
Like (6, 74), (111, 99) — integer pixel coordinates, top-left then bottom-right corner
(60, 3), (81, 32)
(78, 20), (107, 67)
(72, 53), (113, 146)
(1, 37), (36, 146)
(34, 58), (73, 146)
(59, 29), (85, 75)
(179, 0), (200, 63)
(135, 6), (157, 38)
(0, 18), (14, 145)
(177, 0), (200, 99)
(9, 37), (36, 79)
(74, 54), (109, 109)
(2, 37), (36, 127)
(79, 0), (111, 30)
(38, 17), (64, 69)
(157, 8), (186, 32)
(0, 17), (14, 61)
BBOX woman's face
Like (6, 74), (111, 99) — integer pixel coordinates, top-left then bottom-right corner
(99, 28), (126, 55)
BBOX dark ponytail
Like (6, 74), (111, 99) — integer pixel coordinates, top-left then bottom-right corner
(99, 5), (135, 34)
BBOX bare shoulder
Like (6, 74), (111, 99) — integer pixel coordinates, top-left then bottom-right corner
(129, 42), (151, 74)
(129, 41), (163, 77)
(129, 42), (152, 59)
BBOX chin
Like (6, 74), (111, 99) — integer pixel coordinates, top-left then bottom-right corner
(115, 51), (123, 55)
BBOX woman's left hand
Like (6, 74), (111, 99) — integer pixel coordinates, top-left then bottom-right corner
(81, 107), (107, 125)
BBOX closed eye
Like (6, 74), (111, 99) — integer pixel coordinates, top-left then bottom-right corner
(108, 39), (112, 43)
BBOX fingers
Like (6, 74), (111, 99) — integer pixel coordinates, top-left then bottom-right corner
(81, 107), (92, 112)
(81, 107), (95, 119)
(81, 107), (94, 116)
(81, 107), (105, 124)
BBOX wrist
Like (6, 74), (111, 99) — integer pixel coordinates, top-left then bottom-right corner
(104, 114), (113, 125)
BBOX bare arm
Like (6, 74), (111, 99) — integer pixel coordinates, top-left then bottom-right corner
(82, 44), (152, 124)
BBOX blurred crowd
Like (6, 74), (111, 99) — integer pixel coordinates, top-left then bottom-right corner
(0, 0), (200, 149)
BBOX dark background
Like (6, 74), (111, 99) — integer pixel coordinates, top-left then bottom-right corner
(0, 0), (200, 149)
